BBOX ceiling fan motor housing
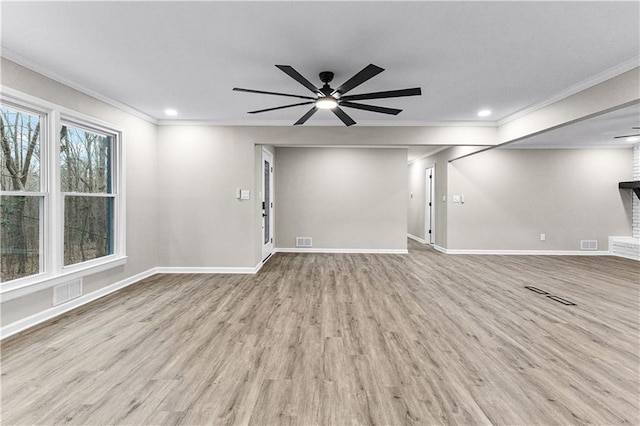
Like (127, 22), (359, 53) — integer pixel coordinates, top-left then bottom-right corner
(233, 64), (422, 126)
(319, 71), (335, 96)
(319, 71), (334, 84)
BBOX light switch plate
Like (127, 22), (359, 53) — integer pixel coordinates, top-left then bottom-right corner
(452, 195), (461, 203)
(240, 190), (250, 200)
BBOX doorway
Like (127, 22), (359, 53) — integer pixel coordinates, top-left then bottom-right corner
(425, 166), (435, 244)
(262, 148), (274, 261)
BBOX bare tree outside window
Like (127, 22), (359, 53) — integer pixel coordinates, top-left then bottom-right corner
(0, 108), (41, 281)
(60, 125), (113, 265)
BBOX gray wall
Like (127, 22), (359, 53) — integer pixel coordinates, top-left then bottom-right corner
(157, 126), (260, 268)
(2, 56), (635, 331)
(275, 147), (408, 251)
(1, 59), (159, 325)
(447, 148), (633, 250)
(408, 149), (451, 247)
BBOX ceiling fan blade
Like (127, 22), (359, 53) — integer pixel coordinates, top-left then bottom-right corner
(332, 107), (356, 126)
(341, 87), (422, 101)
(294, 107), (318, 125)
(613, 134), (640, 139)
(233, 87), (316, 100)
(332, 64), (384, 96)
(276, 65), (321, 95)
(248, 101), (314, 114)
(340, 101), (402, 115)
(633, 127), (640, 129)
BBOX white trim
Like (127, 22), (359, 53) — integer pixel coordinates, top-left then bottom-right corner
(433, 247), (612, 256)
(156, 264), (263, 274)
(5, 48), (636, 129)
(433, 245), (448, 254)
(261, 148), (275, 261)
(1, 258), (273, 339)
(498, 57), (640, 126)
(407, 233), (427, 244)
(612, 253), (640, 261)
(2, 50), (157, 124)
(0, 88), (127, 294)
(272, 144), (414, 150)
(1, 257), (128, 302)
(0, 267), (157, 340)
(0, 191), (47, 196)
(276, 248), (408, 254)
(157, 119), (498, 127)
(407, 146), (450, 165)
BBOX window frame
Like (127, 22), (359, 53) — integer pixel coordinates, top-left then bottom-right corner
(0, 88), (126, 301)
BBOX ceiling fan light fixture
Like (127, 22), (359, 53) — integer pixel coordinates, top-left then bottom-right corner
(477, 109), (492, 117)
(626, 136), (639, 143)
(316, 96), (338, 110)
(234, 64), (422, 125)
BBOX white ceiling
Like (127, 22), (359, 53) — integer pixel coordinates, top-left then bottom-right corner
(2, 1), (639, 128)
(506, 103), (640, 149)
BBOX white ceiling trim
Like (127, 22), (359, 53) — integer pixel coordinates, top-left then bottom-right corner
(4, 46), (638, 130)
(2, 48), (158, 125)
(497, 56), (640, 127)
(407, 146), (451, 165)
(156, 119), (499, 127)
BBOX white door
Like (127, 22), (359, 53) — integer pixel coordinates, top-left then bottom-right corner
(425, 167), (435, 244)
(262, 148), (275, 260)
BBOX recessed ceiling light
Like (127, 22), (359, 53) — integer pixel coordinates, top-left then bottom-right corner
(164, 108), (178, 116)
(477, 109), (492, 117)
(626, 136), (639, 143)
(315, 97), (338, 110)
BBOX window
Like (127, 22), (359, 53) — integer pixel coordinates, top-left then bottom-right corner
(1, 107), (45, 282)
(0, 91), (125, 290)
(60, 123), (114, 265)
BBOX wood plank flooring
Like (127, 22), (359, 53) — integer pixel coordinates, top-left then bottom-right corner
(1, 241), (639, 425)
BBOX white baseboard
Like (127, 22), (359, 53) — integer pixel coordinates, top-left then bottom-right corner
(433, 246), (611, 256)
(1, 260), (271, 339)
(1, 267), (158, 340)
(276, 248), (408, 254)
(407, 233), (427, 244)
(156, 263), (263, 274)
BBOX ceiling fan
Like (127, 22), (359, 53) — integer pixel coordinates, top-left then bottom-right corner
(233, 64), (421, 126)
(614, 127), (640, 140)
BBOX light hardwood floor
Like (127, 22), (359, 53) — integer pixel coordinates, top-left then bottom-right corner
(1, 241), (639, 425)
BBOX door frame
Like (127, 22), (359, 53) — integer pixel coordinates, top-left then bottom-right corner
(425, 165), (435, 244)
(261, 148), (275, 261)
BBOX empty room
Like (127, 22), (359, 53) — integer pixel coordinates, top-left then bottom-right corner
(1, 1), (639, 425)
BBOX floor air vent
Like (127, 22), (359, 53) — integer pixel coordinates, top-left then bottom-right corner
(524, 286), (576, 306)
(53, 279), (83, 306)
(524, 285), (549, 295)
(580, 240), (598, 250)
(296, 237), (312, 247)
(547, 295), (576, 306)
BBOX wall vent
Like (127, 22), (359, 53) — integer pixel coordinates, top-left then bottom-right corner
(296, 237), (312, 247)
(53, 279), (83, 306)
(580, 240), (598, 251)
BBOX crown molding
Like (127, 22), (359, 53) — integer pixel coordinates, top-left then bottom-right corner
(497, 56), (640, 126)
(2, 50), (158, 124)
(4, 46), (637, 129)
(407, 145), (451, 164)
(156, 118), (498, 127)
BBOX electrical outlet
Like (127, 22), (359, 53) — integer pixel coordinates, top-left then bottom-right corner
(540, 233), (546, 241)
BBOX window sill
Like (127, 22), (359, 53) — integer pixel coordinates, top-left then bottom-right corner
(1, 256), (128, 302)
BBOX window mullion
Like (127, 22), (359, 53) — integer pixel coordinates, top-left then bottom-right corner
(48, 110), (63, 275)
